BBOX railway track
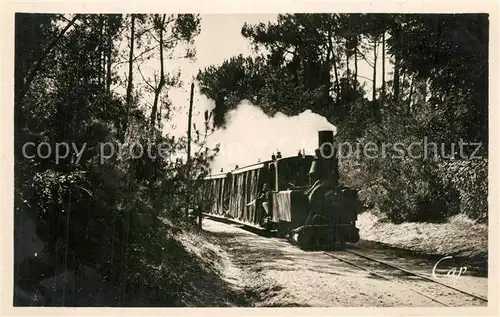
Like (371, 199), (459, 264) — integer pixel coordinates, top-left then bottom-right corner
(324, 249), (488, 307)
(205, 215), (487, 306)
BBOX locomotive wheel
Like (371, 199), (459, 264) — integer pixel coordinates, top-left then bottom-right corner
(288, 226), (314, 250)
(291, 226), (351, 251)
(298, 236), (314, 250)
(297, 226), (327, 251)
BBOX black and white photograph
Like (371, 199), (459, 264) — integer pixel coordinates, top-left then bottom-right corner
(6, 2), (496, 312)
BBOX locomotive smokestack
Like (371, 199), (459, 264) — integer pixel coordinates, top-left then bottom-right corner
(318, 130), (334, 158)
(315, 130), (338, 188)
(318, 130), (334, 147)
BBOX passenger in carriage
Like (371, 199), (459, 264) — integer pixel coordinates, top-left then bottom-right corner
(243, 182), (271, 228)
(256, 183), (272, 228)
(258, 184), (269, 213)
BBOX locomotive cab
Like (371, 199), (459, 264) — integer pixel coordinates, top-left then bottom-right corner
(275, 156), (315, 190)
(264, 155), (314, 233)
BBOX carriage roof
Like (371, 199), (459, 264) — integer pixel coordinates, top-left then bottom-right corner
(204, 154), (316, 180)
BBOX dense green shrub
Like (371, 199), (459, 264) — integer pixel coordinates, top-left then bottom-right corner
(14, 13), (209, 305)
(439, 159), (488, 222)
(339, 104), (483, 224)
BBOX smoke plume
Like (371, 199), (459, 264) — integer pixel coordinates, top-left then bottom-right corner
(204, 100), (337, 173)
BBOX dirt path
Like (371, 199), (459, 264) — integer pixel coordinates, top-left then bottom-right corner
(202, 218), (468, 307)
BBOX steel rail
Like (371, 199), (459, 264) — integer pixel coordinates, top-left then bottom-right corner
(323, 251), (450, 307)
(344, 249), (488, 302)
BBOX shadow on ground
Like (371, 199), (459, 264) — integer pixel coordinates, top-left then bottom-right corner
(14, 230), (254, 307)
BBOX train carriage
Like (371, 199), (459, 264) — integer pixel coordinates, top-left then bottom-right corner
(202, 172), (227, 216)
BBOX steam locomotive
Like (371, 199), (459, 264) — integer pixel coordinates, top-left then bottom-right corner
(201, 130), (360, 250)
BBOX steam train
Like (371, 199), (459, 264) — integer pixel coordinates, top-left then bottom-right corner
(201, 130), (360, 250)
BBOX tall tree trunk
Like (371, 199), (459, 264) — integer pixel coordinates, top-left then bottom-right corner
(402, 72), (407, 95)
(149, 14), (167, 134)
(354, 37), (358, 85)
(346, 39), (350, 80)
(186, 82), (194, 220)
(321, 34), (333, 119)
(381, 31), (386, 102)
(323, 36), (332, 112)
(332, 53), (340, 102)
(372, 36), (380, 122)
(408, 76), (414, 113)
(372, 37), (377, 102)
(122, 14), (135, 142)
(393, 26), (401, 102)
(106, 18), (112, 93)
(328, 31), (340, 105)
(126, 15), (135, 105)
(101, 18), (106, 89)
(423, 79), (427, 102)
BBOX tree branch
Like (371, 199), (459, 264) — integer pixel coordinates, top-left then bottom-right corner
(137, 65), (155, 91)
(17, 14), (79, 104)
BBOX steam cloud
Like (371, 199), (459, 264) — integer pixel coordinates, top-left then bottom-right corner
(203, 100), (337, 173)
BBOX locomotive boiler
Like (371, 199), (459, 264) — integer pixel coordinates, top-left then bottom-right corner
(201, 130), (360, 250)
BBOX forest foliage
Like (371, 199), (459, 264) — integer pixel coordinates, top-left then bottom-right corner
(197, 13), (489, 223)
(14, 13), (216, 305)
